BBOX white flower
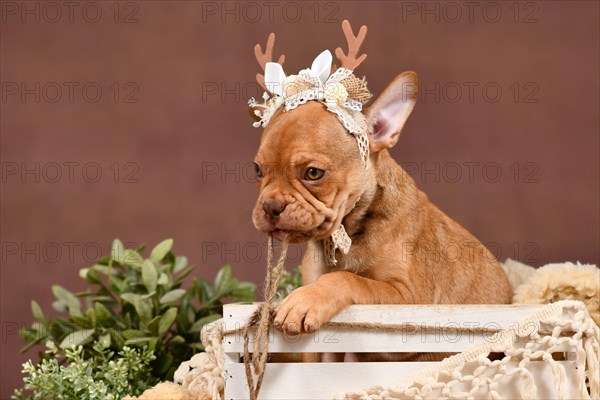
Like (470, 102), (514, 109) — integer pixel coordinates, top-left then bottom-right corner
(324, 82), (348, 105)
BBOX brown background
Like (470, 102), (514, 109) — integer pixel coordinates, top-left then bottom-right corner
(1, 1), (599, 397)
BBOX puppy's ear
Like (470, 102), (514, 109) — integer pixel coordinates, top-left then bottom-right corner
(365, 71), (418, 152)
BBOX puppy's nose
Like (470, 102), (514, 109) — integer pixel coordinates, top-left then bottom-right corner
(263, 200), (286, 218)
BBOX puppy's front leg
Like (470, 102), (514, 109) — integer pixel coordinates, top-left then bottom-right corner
(274, 271), (407, 335)
(301, 239), (328, 285)
(299, 239), (329, 362)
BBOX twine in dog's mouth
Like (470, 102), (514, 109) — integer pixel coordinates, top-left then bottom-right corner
(271, 228), (309, 242)
(269, 205), (352, 265)
(243, 204), (350, 397)
(243, 233), (288, 400)
(270, 216), (334, 241)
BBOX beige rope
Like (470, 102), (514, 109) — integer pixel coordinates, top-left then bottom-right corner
(242, 234), (288, 400)
(228, 320), (503, 338)
(324, 321), (501, 335)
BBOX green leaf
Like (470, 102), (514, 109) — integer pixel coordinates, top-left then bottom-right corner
(109, 328), (125, 349)
(91, 264), (111, 275)
(146, 316), (161, 335)
(186, 307), (195, 325)
(167, 335), (185, 346)
(125, 337), (154, 345)
(32, 321), (48, 334)
(175, 307), (191, 332)
(180, 289), (195, 314)
(52, 300), (67, 313)
(90, 295), (114, 303)
(59, 329), (95, 349)
(138, 299), (153, 323)
(95, 302), (115, 327)
(111, 239), (125, 261)
(88, 268), (102, 284)
(159, 289), (186, 304)
(141, 292), (156, 300)
(150, 238), (173, 263)
(68, 304), (84, 319)
(174, 264), (196, 284)
(121, 329), (147, 340)
(122, 249), (144, 268)
(148, 337), (158, 352)
(158, 307), (178, 336)
(214, 265), (232, 296)
(189, 314), (221, 333)
(19, 325), (49, 353)
(174, 256), (188, 273)
(155, 353), (174, 375)
(157, 273), (169, 285)
(121, 293), (152, 323)
(109, 275), (126, 293)
(99, 333), (111, 348)
(198, 279), (215, 304)
(79, 268), (90, 280)
(71, 315), (91, 328)
(141, 260), (158, 293)
(52, 285), (81, 311)
(79, 268), (102, 284)
(231, 281), (257, 302)
(120, 293), (140, 305)
(95, 255), (111, 265)
(20, 323), (48, 347)
(31, 300), (44, 321)
(19, 328), (47, 354)
(85, 308), (96, 326)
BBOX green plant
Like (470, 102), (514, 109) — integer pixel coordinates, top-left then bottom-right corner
(276, 265), (302, 300)
(16, 238), (256, 399)
(13, 341), (156, 400)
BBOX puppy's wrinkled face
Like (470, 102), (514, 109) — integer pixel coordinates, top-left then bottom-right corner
(252, 101), (367, 243)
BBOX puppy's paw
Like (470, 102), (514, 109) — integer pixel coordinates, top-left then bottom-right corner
(274, 284), (336, 335)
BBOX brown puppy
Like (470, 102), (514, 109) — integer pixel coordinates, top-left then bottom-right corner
(250, 26), (513, 348)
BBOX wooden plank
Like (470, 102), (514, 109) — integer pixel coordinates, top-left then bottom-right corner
(221, 303), (546, 353)
(224, 362), (435, 400)
(223, 303), (544, 328)
(224, 361), (578, 400)
(225, 328), (496, 353)
(223, 327), (574, 354)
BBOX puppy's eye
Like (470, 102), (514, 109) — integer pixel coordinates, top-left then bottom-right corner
(304, 167), (325, 181)
(253, 162), (263, 179)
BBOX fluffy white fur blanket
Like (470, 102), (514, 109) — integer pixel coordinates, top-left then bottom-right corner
(502, 259), (599, 325)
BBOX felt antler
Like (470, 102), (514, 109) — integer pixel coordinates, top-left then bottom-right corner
(255, 33), (285, 92)
(335, 20), (368, 71)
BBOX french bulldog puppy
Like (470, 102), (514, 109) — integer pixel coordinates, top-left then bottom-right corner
(249, 24), (513, 353)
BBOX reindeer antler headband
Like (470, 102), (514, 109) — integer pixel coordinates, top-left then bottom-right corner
(249, 20), (372, 167)
(249, 21), (372, 266)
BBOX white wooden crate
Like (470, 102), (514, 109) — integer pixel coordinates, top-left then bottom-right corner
(222, 303), (579, 400)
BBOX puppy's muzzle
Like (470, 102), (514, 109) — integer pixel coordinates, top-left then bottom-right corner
(263, 199), (286, 219)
